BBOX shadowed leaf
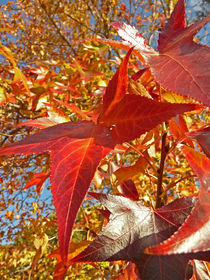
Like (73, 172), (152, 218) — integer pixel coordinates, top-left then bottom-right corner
(117, 179), (139, 200)
(71, 193), (208, 279)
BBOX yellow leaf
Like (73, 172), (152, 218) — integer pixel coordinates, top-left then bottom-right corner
(34, 233), (48, 252)
(128, 79), (152, 99)
(162, 91), (187, 103)
(14, 66), (30, 93)
(31, 233), (49, 273)
(0, 87), (6, 105)
(0, 44), (30, 93)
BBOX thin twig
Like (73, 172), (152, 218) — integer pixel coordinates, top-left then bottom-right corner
(155, 132), (167, 209)
(159, 0), (168, 17)
(165, 175), (196, 192)
(65, 13), (98, 36)
(38, 0), (75, 56)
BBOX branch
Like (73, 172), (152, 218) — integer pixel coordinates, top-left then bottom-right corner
(165, 175), (196, 192)
(155, 131), (167, 209)
(38, 0), (76, 56)
(159, 0), (168, 17)
(65, 13), (99, 36)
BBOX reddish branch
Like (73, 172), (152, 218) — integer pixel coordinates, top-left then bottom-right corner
(156, 132), (167, 209)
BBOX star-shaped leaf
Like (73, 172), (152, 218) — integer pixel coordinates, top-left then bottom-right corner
(0, 121), (115, 263)
(71, 193), (208, 280)
(88, 0), (210, 105)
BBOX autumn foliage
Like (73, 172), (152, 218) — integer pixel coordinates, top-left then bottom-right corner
(0, 0), (209, 279)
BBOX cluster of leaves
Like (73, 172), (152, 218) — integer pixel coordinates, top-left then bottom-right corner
(0, 0), (209, 279)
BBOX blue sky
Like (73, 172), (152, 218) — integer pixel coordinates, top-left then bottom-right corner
(0, 0), (8, 4)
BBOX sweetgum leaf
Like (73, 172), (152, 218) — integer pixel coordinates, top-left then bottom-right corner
(100, 94), (199, 143)
(169, 116), (194, 147)
(97, 49), (199, 144)
(76, 3), (209, 104)
(71, 194), (208, 280)
(51, 137), (111, 262)
(109, 0), (210, 105)
(146, 146), (210, 255)
(187, 126), (210, 158)
(181, 146), (210, 194)
(0, 121), (115, 154)
(0, 121), (115, 263)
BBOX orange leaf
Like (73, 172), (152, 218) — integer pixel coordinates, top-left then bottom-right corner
(114, 151), (149, 185)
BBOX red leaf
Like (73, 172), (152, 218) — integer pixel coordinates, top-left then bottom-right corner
(0, 121), (115, 155)
(146, 200), (210, 257)
(99, 48), (133, 122)
(146, 146), (210, 255)
(110, 0), (210, 106)
(76, 1), (210, 105)
(71, 194), (208, 280)
(51, 137), (111, 261)
(131, 68), (149, 81)
(181, 146), (210, 191)
(169, 115), (194, 147)
(0, 121), (115, 263)
(22, 172), (49, 193)
(100, 94), (199, 143)
(117, 179), (139, 200)
(158, 0), (185, 52)
(187, 125), (210, 158)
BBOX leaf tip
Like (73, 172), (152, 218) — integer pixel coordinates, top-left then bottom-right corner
(110, 22), (124, 31)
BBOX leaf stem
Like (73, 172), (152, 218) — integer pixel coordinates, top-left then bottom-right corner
(155, 132), (167, 209)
